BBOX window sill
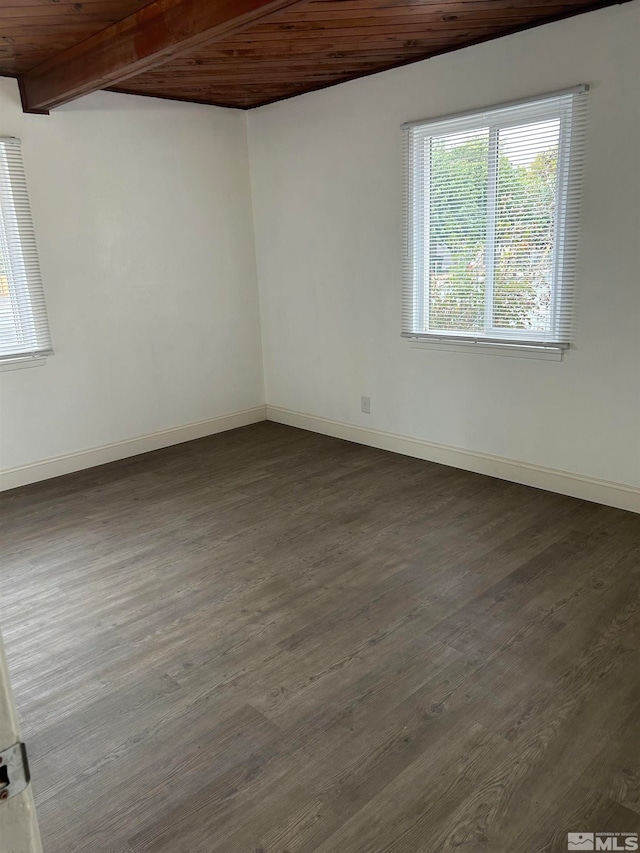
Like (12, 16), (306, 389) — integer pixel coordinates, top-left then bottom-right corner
(0, 356), (48, 372)
(408, 339), (565, 361)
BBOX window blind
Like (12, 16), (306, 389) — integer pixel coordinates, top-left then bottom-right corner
(402, 86), (588, 348)
(0, 137), (52, 361)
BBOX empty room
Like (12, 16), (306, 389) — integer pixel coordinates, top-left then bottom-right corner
(0, 0), (639, 851)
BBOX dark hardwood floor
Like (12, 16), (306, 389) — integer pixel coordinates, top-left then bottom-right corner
(0, 422), (639, 852)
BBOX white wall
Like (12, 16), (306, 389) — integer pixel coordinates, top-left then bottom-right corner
(248, 1), (640, 494)
(0, 78), (264, 476)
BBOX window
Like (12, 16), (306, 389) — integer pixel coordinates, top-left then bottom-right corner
(402, 86), (587, 350)
(0, 138), (52, 363)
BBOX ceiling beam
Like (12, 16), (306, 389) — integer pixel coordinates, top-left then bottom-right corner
(18, 0), (305, 113)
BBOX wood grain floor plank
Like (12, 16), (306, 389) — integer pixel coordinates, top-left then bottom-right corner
(583, 701), (640, 816)
(0, 422), (638, 852)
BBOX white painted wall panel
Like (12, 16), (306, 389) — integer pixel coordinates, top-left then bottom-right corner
(0, 80), (264, 473)
(249, 2), (640, 489)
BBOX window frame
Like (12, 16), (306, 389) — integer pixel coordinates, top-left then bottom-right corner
(0, 137), (52, 366)
(402, 86), (588, 353)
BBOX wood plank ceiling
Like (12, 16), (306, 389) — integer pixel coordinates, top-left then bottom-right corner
(0, 0), (152, 74)
(0, 0), (631, 113)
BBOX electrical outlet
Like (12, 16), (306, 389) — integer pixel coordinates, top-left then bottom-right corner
(361, 396), (371, 414)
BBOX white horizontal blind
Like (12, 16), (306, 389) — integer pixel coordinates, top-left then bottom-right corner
(0, 138), (52, 361)
(402, 87), (588, 348)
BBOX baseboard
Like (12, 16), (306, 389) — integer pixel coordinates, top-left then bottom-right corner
(266, 405), (640, 514)
(4, 403), (638, 512)
(0, 405), (267, 492)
